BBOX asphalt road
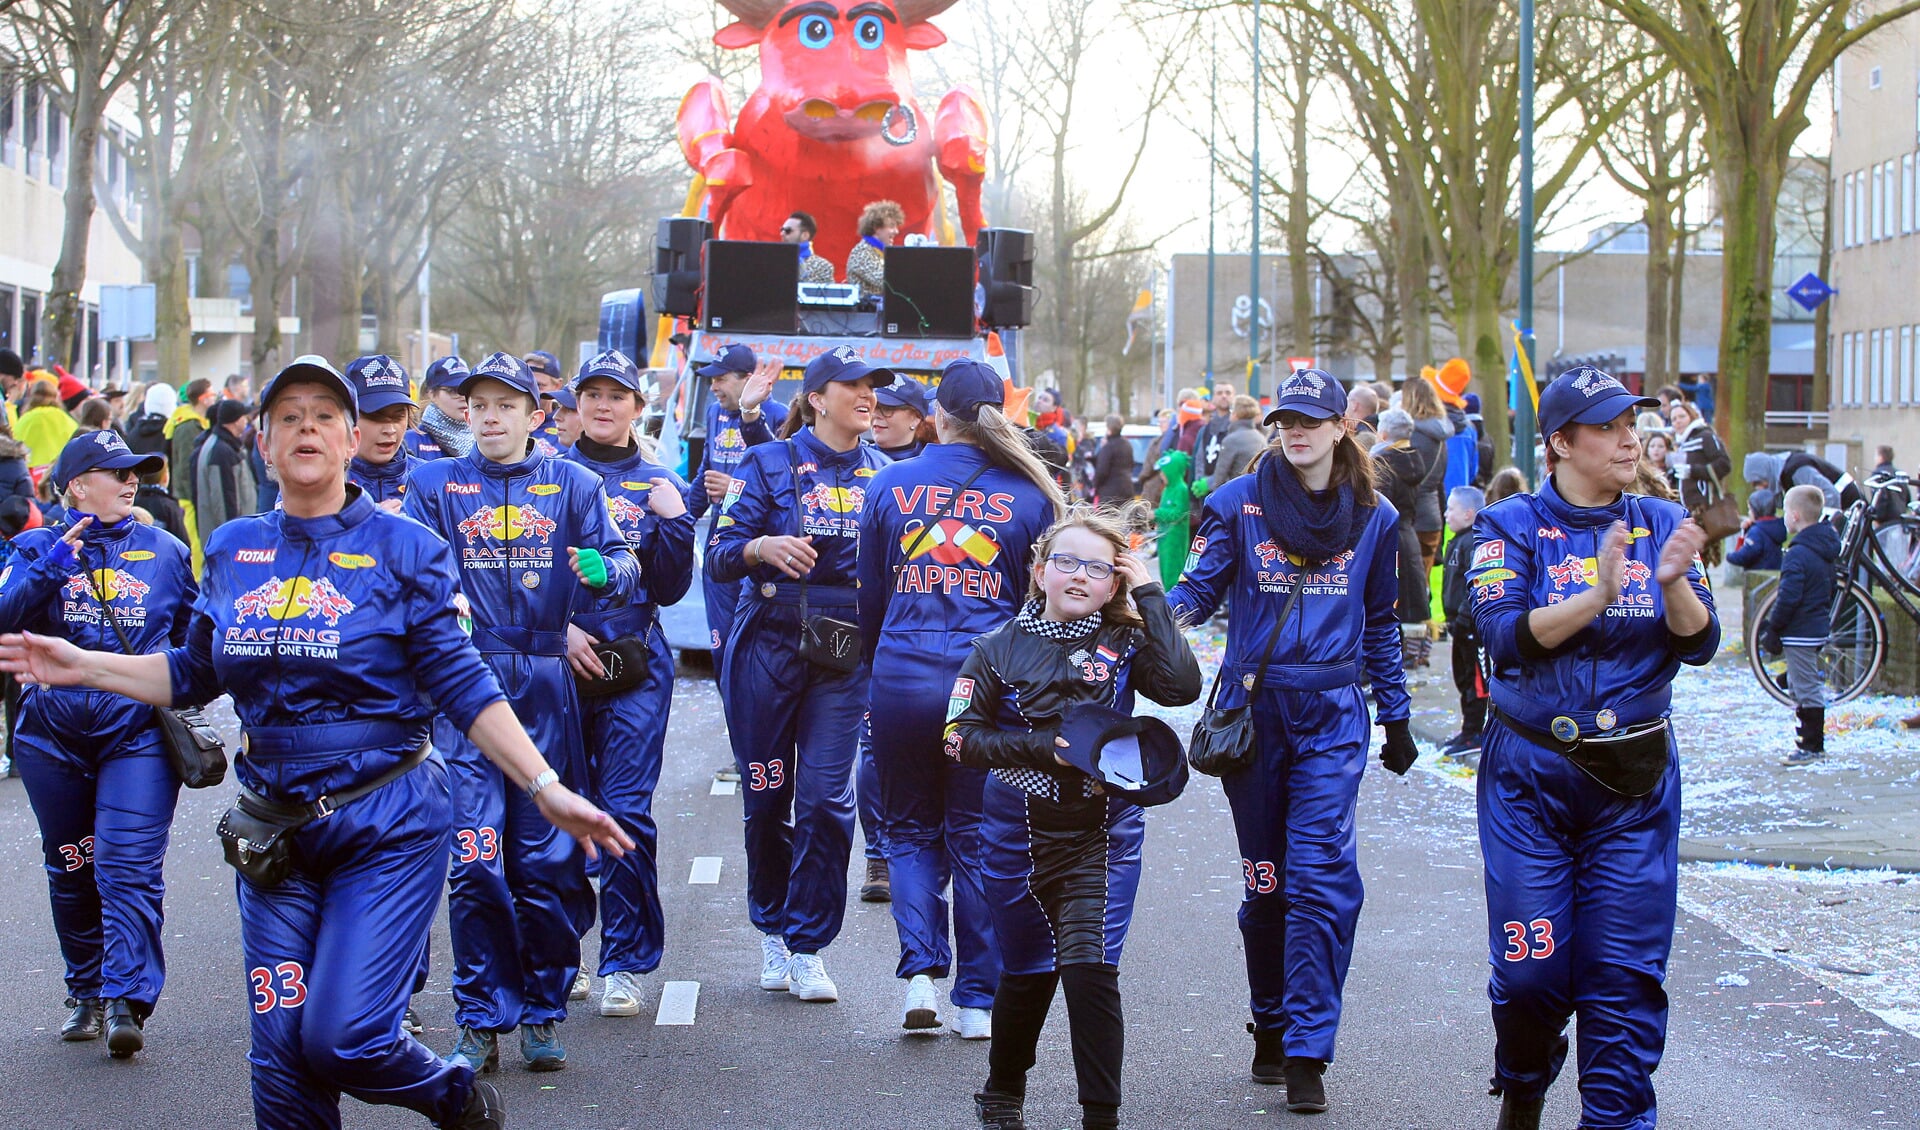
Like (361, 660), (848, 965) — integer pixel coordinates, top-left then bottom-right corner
(0, 667), (1913, 1130)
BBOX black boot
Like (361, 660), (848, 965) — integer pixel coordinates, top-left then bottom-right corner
(1081, 1101), (1119, 1130)
(1798, 706), (1826, 753)
(1495, 1093), (1544, 1130)
(1283, 1057), (1328, 1114)
(974, 1090), (1027, 1130)
(105, 998), (143, 1059)
(1246, 1022), (1285, 1084)
(446, 1080), (505, 1130)
(60, 998), (103, 1042)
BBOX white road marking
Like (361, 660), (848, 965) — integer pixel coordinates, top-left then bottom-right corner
(655, 980), (700, 1025)
(710, 779), (738, 796)
(689, 856), (723, 884)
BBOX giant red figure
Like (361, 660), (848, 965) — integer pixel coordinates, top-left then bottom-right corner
(677, 0), (989, 270)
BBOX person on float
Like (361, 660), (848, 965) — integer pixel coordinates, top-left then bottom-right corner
(856, 358), (1062, 1039)
(0, 355), (632, 1129)
(1467, 366), (1716, 1130)
(686, 345), (785, 691)
(562, 350), (695, 1018)
(403, 351), (640, 1075)
(345, 355), (417, 511)
(406, 356), (473, 462)
(0, 430), (191, 1057)
(1168, 369), (1417, 1115)
(706, 346), (891, 1003)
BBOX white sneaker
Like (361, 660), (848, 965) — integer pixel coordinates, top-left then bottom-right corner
(570, 969), (591, 1002)
(952, 1006), (992, 1040)
(599, 970), (643, 1017)
(901, 974), (941, 1033)
(760, 934), (792, 991)
(786, 953), (838, 1002)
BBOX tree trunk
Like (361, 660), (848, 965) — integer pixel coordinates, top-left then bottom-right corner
(148, 224), (192, 386)
(46, 78), (105, 374)
(1714, 154), (1781, 470)
(370, 267), (400, 356)
(1393, 183), (1428, 375)
(1810, 164), (1833, 416)
(1642, 194), (1673, 390)
(1285, 52), (1313, 359)
(1667, 220), (1686, 379)
(1462, 273), (1510, 470)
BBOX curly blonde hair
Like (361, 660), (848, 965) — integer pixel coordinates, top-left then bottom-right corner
(858, 200), (906, 238)
(1024, 502), (1149, 628)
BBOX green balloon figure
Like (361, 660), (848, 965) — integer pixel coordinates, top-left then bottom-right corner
(1152, 447), (1195, 591)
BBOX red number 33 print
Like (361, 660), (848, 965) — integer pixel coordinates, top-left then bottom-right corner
(1501, 918), (1557, 962)
(250, 961), (308, 1013)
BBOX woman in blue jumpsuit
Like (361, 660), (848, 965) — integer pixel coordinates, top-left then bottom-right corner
(1467, 368), (1715, 1130)
(0, 430), (191, 1055)
(0, 356), (631, 1130)
(856, 358), (1061, 1039)
(563, 350), (695, 1017)
(1168, 371), (1417, 1115)
(707, 346), (891, 1003)
(687, 345), (785, 676)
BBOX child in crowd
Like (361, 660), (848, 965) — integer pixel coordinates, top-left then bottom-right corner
(946, 507), (1202, 1130)
(1726, 488), (1788, 572)
(1757, 485), (1839, 766)
(1439, 485), (1488, 757)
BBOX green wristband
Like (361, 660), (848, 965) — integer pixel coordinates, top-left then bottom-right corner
(573, 546), (608, 589)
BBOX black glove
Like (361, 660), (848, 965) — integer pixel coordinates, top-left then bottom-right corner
(1381, 720), (1419, 776)
(1756, 622), (1782, 657)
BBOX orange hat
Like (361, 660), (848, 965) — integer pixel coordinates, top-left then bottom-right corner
(1429, 358), (1471, 407)
(1177, 398), (1206, 423)
(1001, 380), (1031, 421)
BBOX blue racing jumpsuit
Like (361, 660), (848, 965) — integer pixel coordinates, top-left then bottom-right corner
(403, 446), (640, 1031)
(688, 398), (784, 678)
(0, 518), (193, 1018)
(402, 429), (452, 462)
(1169, 477), (1409, 1063)
(854, 437), (926, 864)
(171, 490), (508, 1129)
(565, 443), (695, 977)
(708, 426), (886, 954)
(348, 448), (415, 508)
(856, 443), (1054, 1006)
(1468, 478), (1718, 1129)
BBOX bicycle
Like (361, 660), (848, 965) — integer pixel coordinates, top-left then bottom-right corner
(1746, 473), (1920, 706)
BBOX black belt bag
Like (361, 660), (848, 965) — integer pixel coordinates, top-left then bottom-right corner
(1495, 708), (1672, 798)
(217, 739), (432, 887)
(785, 440), (862, 674)
(575, 634), (653, 699)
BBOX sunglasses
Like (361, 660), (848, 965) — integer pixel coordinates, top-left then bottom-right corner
(1048, 553), (1115, 580)
(1272, 411), (1331, 430)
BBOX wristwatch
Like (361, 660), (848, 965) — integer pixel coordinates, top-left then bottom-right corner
(526, 769), (560, 798)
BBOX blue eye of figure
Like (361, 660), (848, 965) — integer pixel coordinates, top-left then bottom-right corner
(854, 14), (884, 48)
(799, 16), (833, 48)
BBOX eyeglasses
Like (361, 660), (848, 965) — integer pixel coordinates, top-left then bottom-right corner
(1272, 411), (1330, 430)
(1047, 553), (1114, 580)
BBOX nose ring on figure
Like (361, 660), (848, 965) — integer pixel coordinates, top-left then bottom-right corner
(881, 104), (918, 147)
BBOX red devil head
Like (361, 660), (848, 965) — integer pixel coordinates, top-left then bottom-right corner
(716, 0), (959, 142)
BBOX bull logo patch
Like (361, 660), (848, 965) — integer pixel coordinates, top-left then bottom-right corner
(63, 569), (150, 603)
(457, 504), (557, 544)
(608, 496), (649, 526)
(800, 483), (864, 514)
(233, 576), (357, 627)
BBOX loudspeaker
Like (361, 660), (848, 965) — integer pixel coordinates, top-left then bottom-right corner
(703, 240), (799, 333)
(882, 246), (976, 338)
(598, 289), (648, 366)
(652, 218), (711, 317)
(975, 227), (1035, 328)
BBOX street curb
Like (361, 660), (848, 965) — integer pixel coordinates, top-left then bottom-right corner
(1677, 840), (1920, 875)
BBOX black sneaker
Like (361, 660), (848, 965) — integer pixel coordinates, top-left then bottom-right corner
(448, 1080), (505, 1130)
(860, 858), (892, 903)
(1247, 1021), (1285, 1085)
(974, 1091), (1027, 1130)
(105, 998), (144, 1059)
(1496, 1093), (1544, 1130)
(61, 997), (103, 1042)
(1283, 1057), (1328, 1114)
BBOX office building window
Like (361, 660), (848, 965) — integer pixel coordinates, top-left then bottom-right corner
(1870, 329), (1881, 404)
(1886, 161), (1898, 236)
(19, 290), (38, 364)
(1873, 165), (1885, 240)
(23, 81), (40, 178)
(1881, 327), (1892, 404)
(0, 78), (16, 168)
(0, 285), (13, 353)
(1905, 155), (1915, 233)
(1904, 326), (1915, 405)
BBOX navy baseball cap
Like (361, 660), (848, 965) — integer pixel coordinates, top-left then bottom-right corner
(461, 351), (540, 402)
(260, 355), (358, 423)
(52, 429), (163, 492)
(523, 350), (562, 379)
(540, 387), (577, 412)
(1536, 366), (1658, 439)
(801, 345), (893, 395)
(421, 355), (470, 392)
(1054, 703), (1189, 808)
(1262, 368), (1346, 424)
(874, 374), (931, 414)
(574, 349), (643, 392)
(695, 343), (756, 378)
(934, 358), (1004, 422)
(345, 354), (416, 413)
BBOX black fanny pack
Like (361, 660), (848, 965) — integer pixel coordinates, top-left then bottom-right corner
(1494, 708), (1671, 798)
(217, 739), (432, 887)
(575, 634), (653, 699)
(785, 440), (863, 674)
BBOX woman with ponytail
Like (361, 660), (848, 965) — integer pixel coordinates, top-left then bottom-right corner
(1168, 370), (1416, 1115)
(856, 358), (1064, 1042)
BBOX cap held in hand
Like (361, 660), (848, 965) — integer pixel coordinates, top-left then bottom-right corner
(1053, 703), (1189, 807)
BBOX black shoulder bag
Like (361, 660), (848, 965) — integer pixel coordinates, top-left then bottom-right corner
(1187, 580), (1304, 777)
(87, 570), (227, 789)
(787, 442), (862, 674)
